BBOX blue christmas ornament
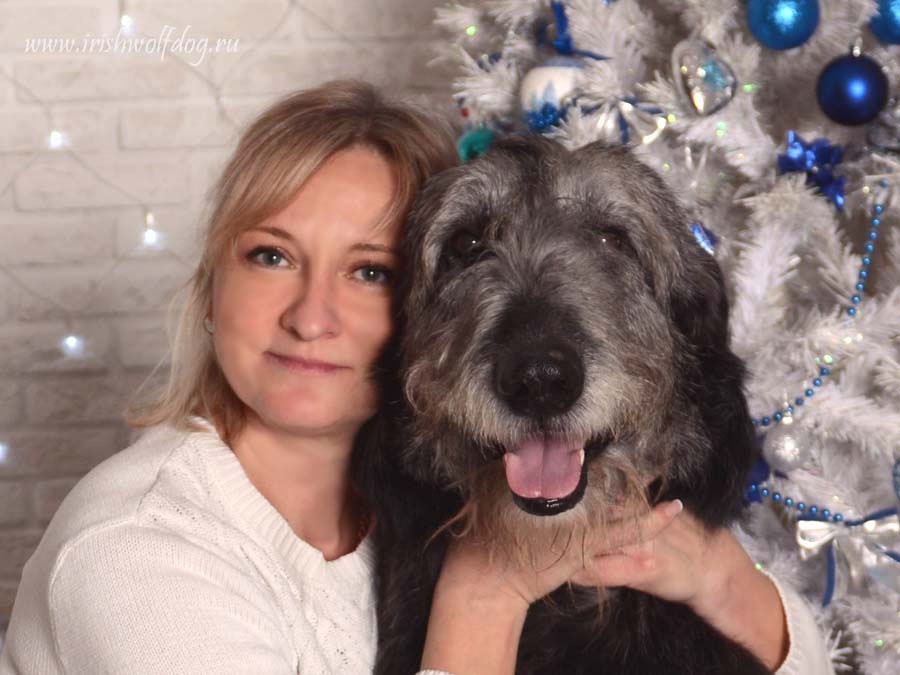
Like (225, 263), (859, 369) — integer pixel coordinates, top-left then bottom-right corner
(816, 52), (889, 126)
(777, 131), (846, 209)
(871, 0), (900, 45)
(747, 0), (820, 51)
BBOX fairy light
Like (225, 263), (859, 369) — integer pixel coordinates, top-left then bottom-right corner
(466, 24), (477, 37)
(60, 334), (84, 357)
(142, 211), (161, 246)
(143, 227), (160, 245)
(47, 130), (67, 149)
(0, 442), (8, 464)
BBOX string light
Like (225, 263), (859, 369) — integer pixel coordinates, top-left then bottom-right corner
(0, 442), (8, 464)
(60, 334), (84, 357)
(142, 211), (162, 246)
(2, 1), (367, 352)
(47, 130), (67, 149)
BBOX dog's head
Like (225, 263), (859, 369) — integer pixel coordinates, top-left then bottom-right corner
(392, 136), (753, 541)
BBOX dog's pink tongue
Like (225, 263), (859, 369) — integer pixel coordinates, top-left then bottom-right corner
(503, 436), (583, 500)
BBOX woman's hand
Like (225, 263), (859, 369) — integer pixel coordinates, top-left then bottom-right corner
(438, 499), (686, 613)
(584, 508), (789, 671)
(420, 500), (684, 675)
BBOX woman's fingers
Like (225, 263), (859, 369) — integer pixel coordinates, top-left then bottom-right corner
(597, 499), (683, 553)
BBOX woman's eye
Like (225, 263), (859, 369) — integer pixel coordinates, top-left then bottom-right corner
(353, 265), (394, 286)
(247, 246), (290, 268)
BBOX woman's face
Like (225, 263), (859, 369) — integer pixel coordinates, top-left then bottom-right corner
(211, 145), (399, 437)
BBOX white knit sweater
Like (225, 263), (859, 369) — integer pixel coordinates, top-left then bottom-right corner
(0, 419), (833, 674)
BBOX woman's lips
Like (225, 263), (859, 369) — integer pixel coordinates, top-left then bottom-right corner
(266, 352), (349, 373)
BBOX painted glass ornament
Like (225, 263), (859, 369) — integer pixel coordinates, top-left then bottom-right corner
(671, 40), (737, 115)
(816, 52), (889, 126)
(747, 0), (820, 51)
(519, 56), (584, 114)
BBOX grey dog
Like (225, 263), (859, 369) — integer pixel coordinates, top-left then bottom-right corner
(356, 135), (767, 674)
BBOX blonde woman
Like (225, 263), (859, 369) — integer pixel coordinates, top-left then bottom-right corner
(1, 81), (831, 675)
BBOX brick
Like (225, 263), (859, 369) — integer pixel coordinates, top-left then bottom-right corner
(296, 0), (442, 39)
(212, 40), (449, 96)
(117, 315), (170, 368)
(1, 1), (114, 52)
(0, 427), (119, 478)
(11, 260), (189, 320)
(189, 148), (230, 202)
(13, 55), (195, 102)
(120, 102), (240, 149)
(0, 106), (117, 153)
(25, 373), (150, 424)
(0, 531), (42, 578)
(0, 320), (112, 374)
(0, 482), (30, 527)
(126, 1), (288, 45)
(13, 152), (191, 210)
(34, 477), (79, 524)
(115, 204), (204, 260)
(0, 210), (115, 265)
(0, 381), (21, 426)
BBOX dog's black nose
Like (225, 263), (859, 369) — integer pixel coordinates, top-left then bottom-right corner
(494, 344), (584, 417)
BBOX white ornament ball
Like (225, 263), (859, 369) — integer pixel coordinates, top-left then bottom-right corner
(762, 423), (814, 473)
(519, 56), (585, 112)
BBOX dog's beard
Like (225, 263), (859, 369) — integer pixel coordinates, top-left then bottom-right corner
(432, 447), (659, 579)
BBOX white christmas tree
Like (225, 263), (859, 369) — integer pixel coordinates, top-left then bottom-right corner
(433, 1), (900, 672)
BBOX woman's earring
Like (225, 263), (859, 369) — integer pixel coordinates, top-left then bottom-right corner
(204, 317), (214, 334)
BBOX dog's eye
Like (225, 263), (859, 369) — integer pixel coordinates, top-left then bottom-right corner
(449, 229), (484, 263)
(597, 229), (629, 252)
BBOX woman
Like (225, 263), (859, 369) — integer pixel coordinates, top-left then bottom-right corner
(0, 81), (832, 674)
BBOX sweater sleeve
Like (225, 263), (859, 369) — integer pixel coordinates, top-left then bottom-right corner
(761, 570), (835, 675)
(46, 523), (296, 674)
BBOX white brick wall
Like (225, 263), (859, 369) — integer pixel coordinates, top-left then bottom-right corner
(0, 0), (453, 627)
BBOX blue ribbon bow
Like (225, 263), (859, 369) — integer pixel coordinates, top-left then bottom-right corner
(777, 131), (846, 210)
(537, 2), (607, 61)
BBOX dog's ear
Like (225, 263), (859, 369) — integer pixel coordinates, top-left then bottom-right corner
(669, 238), (731, 355)
(665, 224), (756, 527)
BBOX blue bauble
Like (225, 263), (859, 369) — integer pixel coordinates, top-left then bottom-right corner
(871, 0), (900, 44)
(747, 0), (820, 50)
(816, 53), (889, 126)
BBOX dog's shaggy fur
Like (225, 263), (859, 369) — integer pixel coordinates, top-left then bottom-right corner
(355, 136), (768, 674)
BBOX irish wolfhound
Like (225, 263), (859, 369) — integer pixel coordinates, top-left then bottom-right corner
(356, 136), (766, 674)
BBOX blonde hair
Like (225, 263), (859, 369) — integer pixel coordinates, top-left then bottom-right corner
(127, 80), (457, 443)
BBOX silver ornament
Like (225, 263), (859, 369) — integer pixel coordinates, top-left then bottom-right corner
(671, 39), (737, 116)
(762, 423), (814, 473)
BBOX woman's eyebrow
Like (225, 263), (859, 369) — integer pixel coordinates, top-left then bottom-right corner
(350, 243), (398, 256)
(248, 225), (295, 241)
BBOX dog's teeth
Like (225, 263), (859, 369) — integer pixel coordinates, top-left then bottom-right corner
(578, 448), (585, 466)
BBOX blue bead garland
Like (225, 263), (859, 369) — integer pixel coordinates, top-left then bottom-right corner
(751, 182), (891, 426)
(749, 482), (845, 522)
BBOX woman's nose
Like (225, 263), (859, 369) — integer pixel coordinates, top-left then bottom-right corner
(280, 270), (340, 340)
